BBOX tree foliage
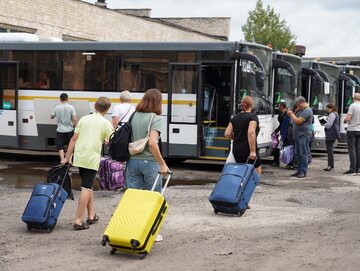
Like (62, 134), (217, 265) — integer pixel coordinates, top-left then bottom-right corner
(242, 0), (296, 52)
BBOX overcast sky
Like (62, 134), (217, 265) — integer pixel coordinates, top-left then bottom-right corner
(83, 0), (360, 57)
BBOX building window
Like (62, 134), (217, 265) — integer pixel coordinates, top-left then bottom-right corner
(0, 23), (36, 33)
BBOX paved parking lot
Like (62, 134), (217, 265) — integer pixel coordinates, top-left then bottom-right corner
(0, 152), (360, 271)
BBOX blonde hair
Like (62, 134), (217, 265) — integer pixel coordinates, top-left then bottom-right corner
(241, 95), (254, 110)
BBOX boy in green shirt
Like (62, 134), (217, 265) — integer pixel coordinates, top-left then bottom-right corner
(61, 97), (113, 230)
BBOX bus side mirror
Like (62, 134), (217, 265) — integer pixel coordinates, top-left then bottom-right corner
(255, 71), (264, 89)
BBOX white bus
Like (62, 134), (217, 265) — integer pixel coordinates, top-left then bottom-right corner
(301, 61), (339, 149)
(338, 65), (360, 144)
(0, 40), (273, 160)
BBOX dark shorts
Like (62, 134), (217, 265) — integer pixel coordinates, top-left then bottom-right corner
(56, 131), (74, 150)
(78, 167), (97, 189)
(234, 152), (262, 168)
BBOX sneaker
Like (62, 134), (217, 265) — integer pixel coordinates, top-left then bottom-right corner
(343, 170), (356, 175)
(271, 162), (280, 167)
(290, 172), (300, 177)
(155, 234), (163, 242)
(297, 174), (306, 178)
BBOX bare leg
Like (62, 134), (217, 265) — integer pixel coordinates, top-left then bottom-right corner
(87, 190), (95, 220)
(74, 188), (92, 225)
(255, 166), (262, 176)
(59, 149), (65, 161)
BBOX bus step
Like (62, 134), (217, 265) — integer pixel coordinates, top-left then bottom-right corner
(203, 137), (230, 148)
(203, 127), (226, 138)
(203, 120), (216, 124)
(202, 146), (229, 158)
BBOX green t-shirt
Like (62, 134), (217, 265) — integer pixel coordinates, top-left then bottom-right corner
(51, 102), (76, 133)
(130, 112), (162, 161)
(73, 113), (113, 171)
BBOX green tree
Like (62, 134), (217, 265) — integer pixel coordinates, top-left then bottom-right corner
(242, 0), (296, 52)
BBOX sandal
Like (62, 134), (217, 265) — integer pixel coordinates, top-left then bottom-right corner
(73, 222), (89, 230)
(86, 214), (99, 225)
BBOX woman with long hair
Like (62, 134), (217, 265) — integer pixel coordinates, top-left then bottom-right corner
(224, 95), (262, 175)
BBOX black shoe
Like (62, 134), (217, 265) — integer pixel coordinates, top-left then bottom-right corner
(297, 174), (306, 178)
(323, 167), (334, 171)
(290, 172), (299, 177)
(271, 162), (280, 167)
(343, 170), (356, 175)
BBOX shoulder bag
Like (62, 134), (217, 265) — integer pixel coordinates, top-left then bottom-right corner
(128, 114), (156, 155)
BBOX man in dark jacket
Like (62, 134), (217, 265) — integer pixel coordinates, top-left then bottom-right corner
(272, 102), (287, 166)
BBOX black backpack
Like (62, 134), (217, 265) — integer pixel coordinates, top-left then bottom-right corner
(109, 112), (135, 162)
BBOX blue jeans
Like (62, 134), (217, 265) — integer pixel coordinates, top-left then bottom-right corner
(294, 134), (311, 175)
(125, 159), (162, 192)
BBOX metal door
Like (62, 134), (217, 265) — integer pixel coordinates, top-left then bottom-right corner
(0, 62), (18, 147)
(167, 63), (200, 157)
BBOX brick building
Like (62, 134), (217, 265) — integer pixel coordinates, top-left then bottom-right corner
(0, 0), (230, 41)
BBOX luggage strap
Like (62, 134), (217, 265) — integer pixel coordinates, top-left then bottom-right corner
(151, 171), (173, 196)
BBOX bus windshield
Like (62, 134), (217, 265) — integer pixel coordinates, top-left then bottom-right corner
(343, 80), (355, 113)
(311, 63), (339, 115)
(238, 46), (272, 114)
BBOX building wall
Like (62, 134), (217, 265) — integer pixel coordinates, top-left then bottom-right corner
(0, 0), (225, 41)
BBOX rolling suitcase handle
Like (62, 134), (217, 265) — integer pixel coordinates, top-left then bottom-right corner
(59, 163), (71, 187)
(151, 171), (173, 196)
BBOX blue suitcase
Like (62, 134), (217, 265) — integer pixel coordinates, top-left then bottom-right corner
(209, 162), (260, 216)
(22, 165), (70, 232)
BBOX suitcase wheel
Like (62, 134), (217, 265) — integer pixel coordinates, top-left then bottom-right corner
(110, 248), (117, 255)
(237, 210), (246, 217)
(101, 237), (107, 247)
(27, 225), (32, 231)
(213, 209), (218, 214)
(139, 252), (147, 260)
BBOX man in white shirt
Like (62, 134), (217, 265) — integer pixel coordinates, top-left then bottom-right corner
(344, 93), (360, 175)
(51, 93), (77, 161)
(111, 90), (135, 129)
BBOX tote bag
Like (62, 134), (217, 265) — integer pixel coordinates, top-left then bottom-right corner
(128, 114), (156, 155)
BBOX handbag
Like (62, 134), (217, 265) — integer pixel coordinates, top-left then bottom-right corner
(128, 114), (156, 155)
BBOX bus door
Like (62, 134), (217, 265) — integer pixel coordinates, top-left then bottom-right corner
(0, 61), (18, 148)
(168, 63), (200, 158)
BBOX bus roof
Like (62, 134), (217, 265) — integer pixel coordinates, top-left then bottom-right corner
(0, 41), (273, 52)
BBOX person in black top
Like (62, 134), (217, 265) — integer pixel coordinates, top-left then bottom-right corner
(272, 102), (287, 166)
(224, 95), (262, 175)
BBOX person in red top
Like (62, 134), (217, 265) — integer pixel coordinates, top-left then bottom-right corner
(36, 71), (50, 89)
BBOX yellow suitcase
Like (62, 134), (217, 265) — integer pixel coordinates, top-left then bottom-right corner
(102, 172), (172, 259)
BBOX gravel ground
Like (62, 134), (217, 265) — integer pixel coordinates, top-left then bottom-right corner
(0, 152), (360, 271)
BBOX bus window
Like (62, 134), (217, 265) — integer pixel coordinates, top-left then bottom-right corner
(63, 51), (85, 90)
(36, 51), (60, 90)
(12, 51), (34, 89)
(120, 55), (169, 93)
(62, 51), (117, 91)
